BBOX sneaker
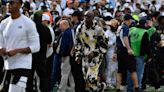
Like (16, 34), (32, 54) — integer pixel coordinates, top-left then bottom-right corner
(99, 82), (106, 92)
(106, 84), (115, 89)
(156, 87), (162, 91)
(116, 89), (121, 92)
(141, 84), (146, 90)
(134, 89), (146, 92)
(120, 85), (126, 90)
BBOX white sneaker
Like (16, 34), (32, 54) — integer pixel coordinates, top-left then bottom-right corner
(99, 82), (106, 92)
(120, 85), (126, 90)
(106, 84), (115, 89)
(156, 87), (162, 91)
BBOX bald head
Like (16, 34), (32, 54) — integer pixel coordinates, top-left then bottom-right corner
(59, 20), (70, 32)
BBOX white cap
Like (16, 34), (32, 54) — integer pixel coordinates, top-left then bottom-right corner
(161, 12), (164, 16)
(124, 3), (129, 8)
(23, 0), (29, 2)
(103, 12), (113, 18)
(90, 0), (101, 5)
(139, 12), (147, 18)
(126, 0), (131, 2)
(42, 14), (50, 21)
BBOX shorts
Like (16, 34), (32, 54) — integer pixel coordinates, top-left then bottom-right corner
(117, 47), (136, 73)
(1, 69), (30, 92)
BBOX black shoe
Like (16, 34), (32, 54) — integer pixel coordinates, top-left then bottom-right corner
(98, 82), (106, 92)
(141, 84), (146, 90)
(134, 89), (145, 92)
(134, 87), (140, 92)
(116, 89), (121, 92)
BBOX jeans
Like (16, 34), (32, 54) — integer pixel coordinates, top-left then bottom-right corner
(127, 56), (145, 92)
(50, 54), (61, 91)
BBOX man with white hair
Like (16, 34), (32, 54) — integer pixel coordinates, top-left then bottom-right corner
(57, 20), (75, 92)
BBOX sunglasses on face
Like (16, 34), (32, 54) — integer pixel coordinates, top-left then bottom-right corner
(84, 15), (91, 18)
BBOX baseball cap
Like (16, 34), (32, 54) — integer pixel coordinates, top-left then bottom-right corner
(6, 0), (23, 4)
(139, 17), (147, 25)
(71, 10), (82, 16)
(132, 14), (139, 22)
(124, 14), (133, 20)
(42, 14), (50, 21)
(79, 0), (87, 3)
(105, 19), (119, 27)
(126, 0), (131, 3)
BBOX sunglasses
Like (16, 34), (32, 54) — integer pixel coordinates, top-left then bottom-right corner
(84, 15), (91, 18)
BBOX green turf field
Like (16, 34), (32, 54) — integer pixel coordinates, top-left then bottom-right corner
(104, 86), (164, 92)
(52, 86), (164, 92)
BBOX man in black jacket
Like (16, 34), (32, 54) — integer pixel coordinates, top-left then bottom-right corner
(26, 11), (52, 92)
(57, 20), (75, 92)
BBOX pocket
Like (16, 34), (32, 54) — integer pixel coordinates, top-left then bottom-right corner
(16, 76), (27, 88)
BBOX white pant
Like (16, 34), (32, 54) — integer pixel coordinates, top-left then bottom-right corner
(9, 84), (25, 92)
(105, 49), (118, 85)
(58, 56), (75, 92)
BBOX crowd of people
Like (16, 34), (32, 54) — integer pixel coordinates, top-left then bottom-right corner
(0, 0), (164, 92)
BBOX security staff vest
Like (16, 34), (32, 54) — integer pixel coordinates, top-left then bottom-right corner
(130, 27), (146, 56)
(147, 27), (156, 39)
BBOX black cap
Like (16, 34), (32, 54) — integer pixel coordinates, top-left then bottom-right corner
(139, 17), (147, 25)
(71, 10), (82, 16)
(18, 0), (23, 4)
(6, 0), (23, 4)
(124, 14), (133, 21)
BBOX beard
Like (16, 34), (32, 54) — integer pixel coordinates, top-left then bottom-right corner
(85, 19), (93, 29)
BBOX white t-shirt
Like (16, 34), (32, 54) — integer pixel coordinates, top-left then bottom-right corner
(56, 4), (62, 16)
(105, 27), (116, 50)
(78, 7), (83, 12)
(61, 0), (67, 9)
(63, 8), (74, 17)
(38, 1), (51, 10)
(30, 2), (37, 11)
(46, 25), (55, 58)
(0, 15), (40, 70)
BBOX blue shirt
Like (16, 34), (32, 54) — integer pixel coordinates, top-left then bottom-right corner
(59, 28), (74, 57)
(116, 23), (130, 48)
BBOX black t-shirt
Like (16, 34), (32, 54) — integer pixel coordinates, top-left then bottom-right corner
(140, 33), (152, 58)
(33, 20), (52, 60)
(150, 32), (161, 53)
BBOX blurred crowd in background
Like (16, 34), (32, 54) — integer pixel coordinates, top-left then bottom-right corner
(0, 0), (164, 92)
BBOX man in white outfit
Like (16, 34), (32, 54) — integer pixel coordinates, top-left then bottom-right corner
(0, 0), (40, 92)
